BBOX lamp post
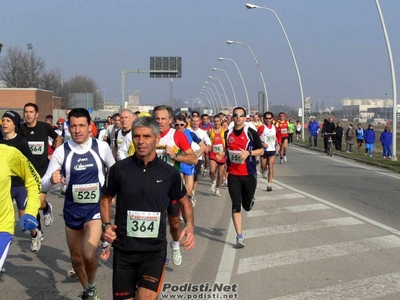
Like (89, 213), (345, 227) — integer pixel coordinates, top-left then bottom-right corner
(201, 88), (218, 112)
(200, 93), (213, 112)
(218, 57), (250, 113)
(227, 40), (269, 110)
(208, 75), (230, 109)
(212, 67), (237, 107)
(202, 86), (220, 112)
(246, 3), (305, 141)
(205, 81), (224, 111)
(375, 0), (397, 161)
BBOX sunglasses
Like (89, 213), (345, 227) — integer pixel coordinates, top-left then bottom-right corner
(279, 115), (285, 117)
(57, 123), (62, 125)
(265, 117), (272, 120)
(175, 123), (186, 127)
(233, 113), (245, 118)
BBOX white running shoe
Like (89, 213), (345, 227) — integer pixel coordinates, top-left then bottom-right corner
(31, 229), (42, 252)
(209, 182), (216, 193)
(189, 195), (196, 207)
(261, 170), (268, 179)
(44, 202), (54, 227)
(67, 267), (77, 278)
(280, 158), (283, 164)
(284, 156), (287, 162)
(234, 237), (245, 248)
(170, 242), (182, 266)
(215, 189), (221, 197)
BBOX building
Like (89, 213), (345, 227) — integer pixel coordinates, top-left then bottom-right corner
(128, 90), (141, 106)
(0, 88), (61, 121)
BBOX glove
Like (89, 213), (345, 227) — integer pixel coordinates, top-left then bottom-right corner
(20, 214), (39, 232)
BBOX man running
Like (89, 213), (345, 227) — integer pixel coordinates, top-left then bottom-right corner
(42, 108), (115, 299)
(258, 111), (277, 192)
(21, 102), (62, 250)
(209, 114), (226, 197)
(100, 116), (195, 300)
(152, 106), (197, 266)
(113, 109), (136, 160)
(225, 107), (263, 248)
(275, 112), (289, 164)
(0, 145), (41, 273)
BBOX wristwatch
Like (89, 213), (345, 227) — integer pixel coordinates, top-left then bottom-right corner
(248, 149), (253, 156)
(102, 222), (112, 232)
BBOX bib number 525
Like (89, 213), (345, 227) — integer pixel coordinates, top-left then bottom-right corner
(77, 191), (97, 200)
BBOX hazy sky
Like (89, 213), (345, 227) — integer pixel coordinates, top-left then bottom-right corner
(1, 0), (399, 109)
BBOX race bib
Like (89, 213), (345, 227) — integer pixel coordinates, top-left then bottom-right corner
(264, 135), (275, 143)
(126, 211), (161, 238)
(72, 183), (100, 204)
(156, 148), (173, 166)
(281, 128), (288, 134)
(28, 141), (45, 155)
(228, 150), (244, 164)
(213, 144), (223, 153)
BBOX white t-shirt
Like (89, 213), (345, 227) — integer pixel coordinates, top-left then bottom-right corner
(190, 127), (211, 161)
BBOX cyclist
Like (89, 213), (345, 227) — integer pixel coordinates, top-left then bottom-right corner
(322, 117), (336, 153)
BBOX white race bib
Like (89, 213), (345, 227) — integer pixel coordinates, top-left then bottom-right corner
(126, 211), (161, 238)
(228, 150), (244, 164)
(281, 128), (287, 134)
(28, 141), (45, 155)
(212, 144), (223, 153)
(72, 183), (100, 203)
(156, 148), (173, 166)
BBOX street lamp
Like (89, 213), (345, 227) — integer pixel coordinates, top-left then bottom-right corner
(227, 39), (269, 110)
(246, 3), (305, 141)
(205, 81), (224, 111)
(375, 0), (397, 161)
(219, 57), (250, 114)
(202, 86), (220, 112)
(212, 67), (238, 107)
(199, 92), (214, 112)
(208, 75), (231, 109)
(201, 88), (218, 112)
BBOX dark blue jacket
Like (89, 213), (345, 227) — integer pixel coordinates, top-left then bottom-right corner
(364, 128), (375, 144)
(380, 131), (392, 146)
(308, 120), (320, 136)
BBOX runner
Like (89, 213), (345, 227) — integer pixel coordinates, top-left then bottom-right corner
(0, 144), (41, 274)
(225, 107), (264, 248)
(276, 112), (289, 164)
(100, 116), (195, 300)
(21, 102), (62, 248)
(209, 115), (226, 197)
(113, 109), (135, 160)
(153, 105), (197, 266)
(258, 111), (277, 192)
(295, 120), (302, 141)
(42, 108), (115, 299)
(0, 111), (42, 250)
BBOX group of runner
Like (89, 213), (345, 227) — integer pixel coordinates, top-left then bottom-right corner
(0, 103), (295, 300)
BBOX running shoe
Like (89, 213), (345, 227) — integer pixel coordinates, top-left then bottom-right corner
(99, 242), (111, 262)
(280, 158), (283, 164)
(85, 284), (100, 300)
(31, 229), (42, 252)
(261, 170), (268, 179)
(234, 237), (245, 248)
(267, 184), (272, 192)
(170, 241), (182, 266)
(284, 156), (287, 162)
(43, 202), (54, 227)
(209, 182), (216, 193)
(1, 267), (5, 273)
(215, 188), (221, 197)
(67, 267), (77, 278)
(221, 180), (228, 187)
(189, 195), (196, 207)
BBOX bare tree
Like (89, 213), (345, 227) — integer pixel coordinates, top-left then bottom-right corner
(0, 46), (45, 88)
(0, 43), (3, 53)
(61, 75), (103, 109)
(41, 67), (63, 96)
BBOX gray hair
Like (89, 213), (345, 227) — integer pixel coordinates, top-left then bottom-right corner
(152, 105), (173, 119)
(121, 108), (134, 116)
(132, 116), (160, 136)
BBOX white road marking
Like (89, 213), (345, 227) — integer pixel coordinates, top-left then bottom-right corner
(237, 235), (400, 274)
(269, 272), (400, 300)
(215, 219), (236, 284)
(243, 217), (363, 239)
(247, 204), (331, 217)
(274, 179), (400, 236)
(255, 193), (305, 201)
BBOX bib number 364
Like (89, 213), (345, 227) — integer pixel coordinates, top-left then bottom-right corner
(127, 211), (161, 238)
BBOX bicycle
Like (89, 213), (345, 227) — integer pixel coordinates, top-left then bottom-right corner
(325, 133), (335, 157)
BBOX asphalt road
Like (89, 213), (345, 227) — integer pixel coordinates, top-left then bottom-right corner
(2, 146), (400, 299)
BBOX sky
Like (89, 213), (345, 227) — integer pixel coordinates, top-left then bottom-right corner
(1, 0), (400, 110)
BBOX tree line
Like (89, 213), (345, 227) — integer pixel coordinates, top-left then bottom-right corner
(0, 45), (103, 109)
